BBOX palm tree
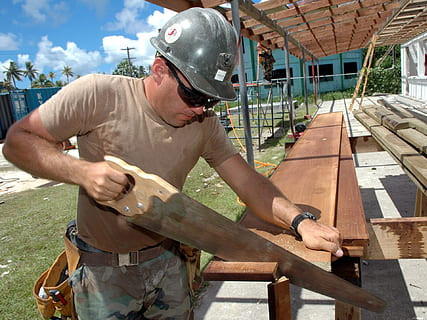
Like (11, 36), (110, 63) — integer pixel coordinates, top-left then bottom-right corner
(48, 71), (56, 82)
(32, 73), (50, 88)
(62, 65), (74, 83)
(24, 61), (39, 83)
(3, 61), (24, 89)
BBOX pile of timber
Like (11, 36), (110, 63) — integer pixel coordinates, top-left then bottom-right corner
(353, 99), (427, 194)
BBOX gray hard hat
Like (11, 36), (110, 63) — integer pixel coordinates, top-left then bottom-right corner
(150, 7), (238, 100)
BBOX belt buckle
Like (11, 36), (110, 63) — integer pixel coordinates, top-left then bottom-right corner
(117, 251), (139, 266)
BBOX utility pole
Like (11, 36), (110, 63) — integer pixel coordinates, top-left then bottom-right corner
(121, 47), (135, 76)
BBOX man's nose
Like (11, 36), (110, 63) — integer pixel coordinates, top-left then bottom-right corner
(192, 106), (205, 115)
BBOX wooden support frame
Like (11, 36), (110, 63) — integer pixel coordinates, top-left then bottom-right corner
(268, 277), (291, 320)
(364, 217), (427, 259)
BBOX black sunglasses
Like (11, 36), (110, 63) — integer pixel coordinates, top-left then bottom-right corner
(164, 60), (220, 109)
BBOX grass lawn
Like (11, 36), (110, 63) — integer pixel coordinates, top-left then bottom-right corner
(0, 94), (332, 318)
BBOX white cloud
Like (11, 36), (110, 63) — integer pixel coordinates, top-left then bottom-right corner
(34, 36), (102, 79)
(104, 0), (147, 34)
(102, 8), (177, 69)
(17, 54), (30, 66)
(0, 33), (20, 50)
(0, 59), (13, 81)
(14, 0), (68, 25)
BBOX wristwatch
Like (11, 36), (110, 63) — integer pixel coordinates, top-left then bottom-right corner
(290, 212), (317, 240)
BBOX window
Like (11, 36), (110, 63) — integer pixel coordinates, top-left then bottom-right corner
(271, 68), (293, 84)
(309, 64), (334, 82)
(231, 73), (247, 84)
(344, 62), (358, 79)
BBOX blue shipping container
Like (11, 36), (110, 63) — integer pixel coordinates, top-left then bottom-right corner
(9, 90), (29, 121)
(25, 87), (61, 112)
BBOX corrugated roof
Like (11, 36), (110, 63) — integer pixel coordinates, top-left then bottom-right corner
(146, 0), (427, 59)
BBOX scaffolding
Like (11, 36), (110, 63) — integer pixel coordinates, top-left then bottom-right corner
(218, 80), (298, 151)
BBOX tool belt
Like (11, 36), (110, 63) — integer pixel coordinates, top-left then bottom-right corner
(33, 249), (77, 320)
(33, 221), (200, 319)
(33, 221), (80, 320)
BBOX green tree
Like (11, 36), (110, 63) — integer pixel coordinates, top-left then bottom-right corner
(113, 59), (148, 78)
(3, 61), (24, 89)
(0, 79), (14, 92)
(23, 61), (39, 83)
(55, 80), (65, 87)
(48, 71), (56, 82)
(31, 73), (54, 88)
(62, 65), (74, 83)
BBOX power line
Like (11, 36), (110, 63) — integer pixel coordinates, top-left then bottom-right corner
(121, 47), (135, 76)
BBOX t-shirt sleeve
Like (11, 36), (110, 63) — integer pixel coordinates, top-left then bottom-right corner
(201, 112), (239, 168)
(38, 74), (99, 142)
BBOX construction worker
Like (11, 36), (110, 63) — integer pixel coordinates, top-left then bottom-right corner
(2, 8), (342, 320)
(257, 43), (276, 82)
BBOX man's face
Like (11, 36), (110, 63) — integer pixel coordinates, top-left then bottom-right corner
(152, 59), (219, 128)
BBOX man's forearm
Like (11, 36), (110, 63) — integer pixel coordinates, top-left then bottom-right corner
(3, 126), (86, 186)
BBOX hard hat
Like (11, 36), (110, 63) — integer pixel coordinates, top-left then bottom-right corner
(150, 8), (238, 100)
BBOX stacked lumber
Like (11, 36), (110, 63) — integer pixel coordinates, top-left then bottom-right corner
(353, 101), (427, 194)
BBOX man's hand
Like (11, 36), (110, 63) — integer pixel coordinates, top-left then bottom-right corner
(80, 161), (129, 201)
(298, 219), (344, 258)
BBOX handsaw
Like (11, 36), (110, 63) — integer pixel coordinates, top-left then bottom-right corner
(98, 156), (385, 312)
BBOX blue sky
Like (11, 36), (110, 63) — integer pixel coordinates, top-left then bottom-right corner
(0, 0), (179, 87)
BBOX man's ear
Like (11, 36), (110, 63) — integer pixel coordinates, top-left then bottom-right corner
(151, 58), (168, 84)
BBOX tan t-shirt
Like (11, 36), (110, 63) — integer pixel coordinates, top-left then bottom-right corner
(39, 74), (238, 253)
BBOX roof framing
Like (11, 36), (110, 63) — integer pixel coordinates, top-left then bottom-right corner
(146, 0), (427, 59)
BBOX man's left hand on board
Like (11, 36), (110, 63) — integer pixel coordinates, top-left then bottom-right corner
(298, 219), (344, 258)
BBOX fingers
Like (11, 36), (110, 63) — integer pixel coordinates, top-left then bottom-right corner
(82, 162), (129, 201)
(299, 220), (344, 257)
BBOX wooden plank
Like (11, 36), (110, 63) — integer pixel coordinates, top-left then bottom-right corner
(353, 110), (381, 130)
(335, 301), (362, 320)
(370, 125), (419, 161)
(203, 261), (279, 281)
(403, 155), (427, 189)
(364, 217), (427, 259)
(361, 105), (409, 131)
(381, 114), (410, 131)
(377, 99), (414, 118)
(100, 157), (385, 312)
(396, 128), (427, 153)
(336, 122), (369, 249)
(268, 277), (291, 320)
(271, 112), (343, 228)
(415, 188), (427, 217)
(240, 113), (345, 268)
(407, 117), (427, 135)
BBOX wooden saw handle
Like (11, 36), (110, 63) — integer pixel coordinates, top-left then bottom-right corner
(97, 156), (179, 217)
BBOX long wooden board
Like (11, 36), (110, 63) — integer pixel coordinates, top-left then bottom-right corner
(240, 112), (344, 266)
(99, 156), (385, 312)
(336, 122), (369, 250)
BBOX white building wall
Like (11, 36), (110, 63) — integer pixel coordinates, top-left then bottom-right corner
(401, 31), (427, 101)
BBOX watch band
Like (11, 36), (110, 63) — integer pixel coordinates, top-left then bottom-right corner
(290, 212), (317, 240)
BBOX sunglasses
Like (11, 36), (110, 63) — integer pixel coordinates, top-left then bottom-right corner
(165, 60), (220, 109)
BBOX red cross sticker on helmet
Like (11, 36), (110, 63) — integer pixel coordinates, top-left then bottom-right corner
(165, 24), (182, 44)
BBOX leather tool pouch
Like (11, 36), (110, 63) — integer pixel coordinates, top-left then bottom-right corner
(33, 221), (79, 320)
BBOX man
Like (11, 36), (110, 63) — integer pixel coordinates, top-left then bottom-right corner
(257, 43), (276, 82)
(3, 8), (342, 320)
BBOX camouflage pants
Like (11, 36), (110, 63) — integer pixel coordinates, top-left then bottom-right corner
(68, 248), (191, 320)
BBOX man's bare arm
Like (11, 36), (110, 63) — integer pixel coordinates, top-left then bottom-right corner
(2, 109), (128, 201)
(215, 154), (343, 257)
